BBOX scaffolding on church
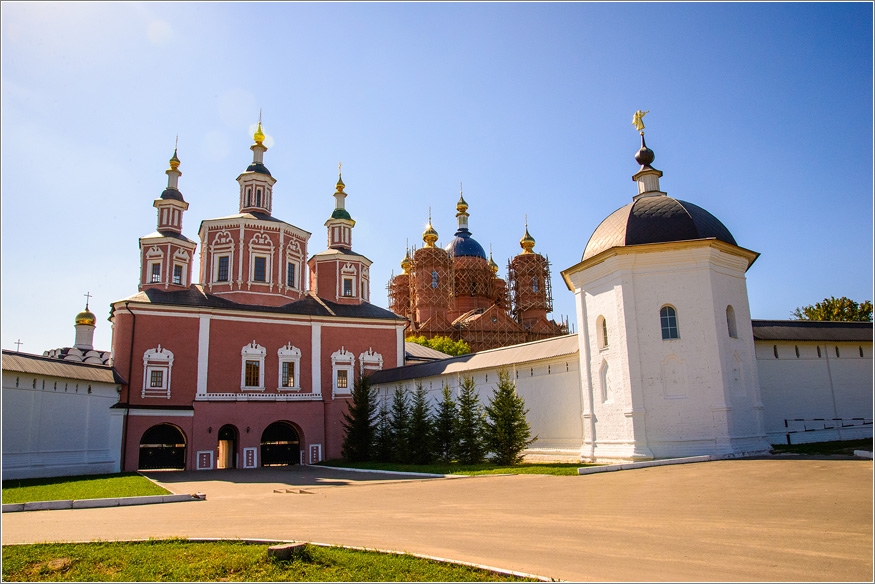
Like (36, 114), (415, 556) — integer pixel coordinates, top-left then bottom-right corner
(508, 253), (554, 321)
(386, 271), (411, 320)
(407, 245), (455, 333)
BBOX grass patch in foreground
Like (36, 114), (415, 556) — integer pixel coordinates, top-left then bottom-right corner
(319, 459), (590, 476)
(1, 540), (538, 582)
(771, 438), (873, 457)
(2, 473), (170, 504)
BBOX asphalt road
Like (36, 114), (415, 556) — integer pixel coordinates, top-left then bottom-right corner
(2, 458), (872, 582)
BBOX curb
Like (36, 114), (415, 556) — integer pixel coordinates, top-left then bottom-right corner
(2, 493), (206, 513)
(317, 466), (465, 479)
(853, 450), (874, 459)
(578, 455), (711, 475)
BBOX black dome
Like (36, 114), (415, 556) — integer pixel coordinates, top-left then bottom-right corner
(160, 188), (185, 202)
(246, 162), (272, 176)
(445, 229), (487, 259)
(582, 195), (737, 261)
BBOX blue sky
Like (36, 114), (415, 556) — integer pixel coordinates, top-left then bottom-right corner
(2, 2), (872, 354)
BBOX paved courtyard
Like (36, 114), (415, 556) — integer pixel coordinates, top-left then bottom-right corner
(2, 458), (872, 581)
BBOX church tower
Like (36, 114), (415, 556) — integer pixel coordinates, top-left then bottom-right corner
(139, 148), (197, 292)
(409, 214), (454, 328)
(388, 250), (413, 321)
(562, 120), (770, 462)
(198, 119), (311, 306)
(509, 223), (553, 330)
(308, 171), (372, 304)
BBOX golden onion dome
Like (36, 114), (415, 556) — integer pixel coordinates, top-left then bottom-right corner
(488, 254), (499, 274)
(253, 121), (265, 144)
(169, 148), (180, 170)
(400, 251), (412, 273)
(456, 192), (468, 214)
(75, 307), (96, 326)
(520, 227), (536, 254)
(423, 221), (439, 247)
(336, 174), (345, 192)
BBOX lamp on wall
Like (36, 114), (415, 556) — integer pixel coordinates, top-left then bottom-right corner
(246, 426), (251, 433)
(208, 426), (212, 433)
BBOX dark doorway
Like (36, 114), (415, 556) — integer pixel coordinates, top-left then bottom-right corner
(139, 424), (186, 470)
(260, 421), (300, 466)
(217, 424), (238, 469)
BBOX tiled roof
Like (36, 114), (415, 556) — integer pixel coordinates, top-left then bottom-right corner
(370, 334), (579, 384)
(114, 286), (404, 321)
(751, 320), (873, 342)
(2, 350), (124, 384)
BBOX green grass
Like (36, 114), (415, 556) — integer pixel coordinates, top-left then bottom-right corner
(771, 438), (873, 456)
(1, 540), (539, 582)
(319, 460), (590, 476)
(2, 473), (170, 504)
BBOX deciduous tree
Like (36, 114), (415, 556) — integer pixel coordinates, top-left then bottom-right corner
(405, 335), (471, 357)
(792, 297), (873, 322)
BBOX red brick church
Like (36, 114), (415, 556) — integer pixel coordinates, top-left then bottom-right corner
(110, 122), (405, 471)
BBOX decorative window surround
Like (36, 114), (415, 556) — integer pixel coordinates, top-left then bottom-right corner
(195, 392), (322, 402)
(359, 348), (383, 376)
(240, 341), (266, 391)
(340, 262), (357, 298)
(248, 232), (275, 290)
(142, 345), (174, 398)
(331, 347), (355, 398)
(210, 231), (235, 288)
(285, 240), (303, 292)
(277, 343), (302, 391)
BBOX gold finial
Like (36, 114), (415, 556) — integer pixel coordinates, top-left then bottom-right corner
(401, 248), (412, 273)
(520, 220), (536, 254)
(253, 110), (265, 144)
(423, 208), (438, 247)
(169, 137), (180, 170)
(632, 110), (649, 134)
(457, 182), (468, 213)
(488, 245), (499, 274)
(336, 161), (345, 191)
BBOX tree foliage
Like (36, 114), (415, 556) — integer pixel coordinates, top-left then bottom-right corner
(792, 296), (873, 322)
(389, 385), (411, 463)
(341, 374), (375, 462)
(372, 395), (394, 463)
(484, 369), (537, 465)
(455, 375), (486, 464)
(405, 335), (471, 357)
(408, 382), (434, 465)
(433, 383), (458, 463)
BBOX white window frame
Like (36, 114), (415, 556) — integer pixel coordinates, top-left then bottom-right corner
(210, 231), (235, 286)
(331, 347), (355, 398)
(241, 341), (266, 391)
(340, 262), (357, 298)
(251, 254), (270, 283)
(248, 232), (275, 289)
(285, 240), (303, 292)
(359, 347), (383, 376)
(660, 305), (680, 340)
(277, 343), (302, 391)
(142, 345), (174, 399)
(150, 262), (162, 283)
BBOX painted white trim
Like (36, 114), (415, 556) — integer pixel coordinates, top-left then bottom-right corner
(117, 306), (402, 328)
(197, 316), (210, 396)
(196, 450), (214, 470)
(312, 323), (322, 397)
(126, 409), (194, 417)
(243, 447), (258, 468)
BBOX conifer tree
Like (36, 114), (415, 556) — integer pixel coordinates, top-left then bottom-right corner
(455, 375), (486, 464)
(433, 383), (458, 463)
(390, 384), (411, 464)
(408, 382), (434, 465)
(484, 369), (537, 465)
(372, 393), (394, 462)
(341, 374), (376, 462)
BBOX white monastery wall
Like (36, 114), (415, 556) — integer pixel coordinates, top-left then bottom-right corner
(2, 370), (123, 480)
(755, 340), (873, 444)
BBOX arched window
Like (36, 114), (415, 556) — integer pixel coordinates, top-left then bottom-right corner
(660, 306), (679, 340)
(532, 276), (540, 293)
(256, 188), (262, 207)
(596, 315), (608, 349)
(431, 271), (439, 289)
(246, 187), (251, 207)
(726, 305), (737, 338)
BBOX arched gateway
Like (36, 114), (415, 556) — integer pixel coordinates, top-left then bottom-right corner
(260, 421), (300, 466)
(139, 424), (186, 470)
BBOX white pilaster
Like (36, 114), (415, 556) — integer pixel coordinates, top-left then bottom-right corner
(312, 323), (322, 396)
(197, 315), (210, 396)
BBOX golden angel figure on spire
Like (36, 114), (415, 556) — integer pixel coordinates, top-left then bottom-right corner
(632, 109), (649, 132)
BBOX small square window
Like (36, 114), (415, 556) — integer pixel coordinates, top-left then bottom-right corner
(336, 369), (348, 389)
